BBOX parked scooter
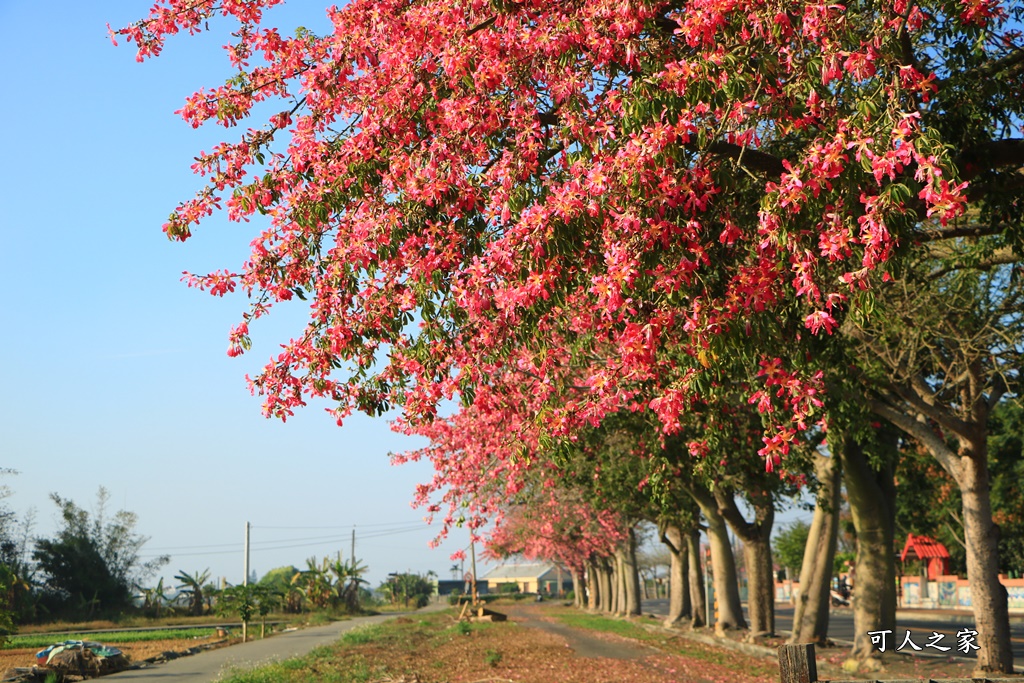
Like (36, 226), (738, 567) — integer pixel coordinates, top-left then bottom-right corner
(830, 587), (851, 606)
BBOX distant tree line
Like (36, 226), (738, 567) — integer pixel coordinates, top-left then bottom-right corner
(0, 485), (168, 627)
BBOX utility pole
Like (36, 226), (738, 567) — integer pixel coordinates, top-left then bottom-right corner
(351, 526), (356, 563)
(243, 522), (251, 586)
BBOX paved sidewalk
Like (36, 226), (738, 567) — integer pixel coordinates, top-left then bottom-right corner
(109, 604), (448, 682)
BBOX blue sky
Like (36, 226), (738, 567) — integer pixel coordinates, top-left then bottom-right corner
(0, 0), (483, 588)
(0, 0), (814, 595)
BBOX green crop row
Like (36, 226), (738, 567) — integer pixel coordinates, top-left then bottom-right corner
(6, 628), (218, 650)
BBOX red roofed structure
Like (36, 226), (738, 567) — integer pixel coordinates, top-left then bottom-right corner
(901, 533), (952, 579)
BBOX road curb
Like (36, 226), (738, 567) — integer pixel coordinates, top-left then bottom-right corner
(632, 613), (1024, 676)
(895, 609), (1024, 626)
(640, 619), (781, 659)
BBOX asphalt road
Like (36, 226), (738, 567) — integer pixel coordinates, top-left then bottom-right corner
(643, 599), (1024, 670)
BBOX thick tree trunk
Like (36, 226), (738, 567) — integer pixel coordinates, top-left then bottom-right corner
(612, 551), (624, 615)
(872, 399), (1014, 673)
(586, 561), (599, 610)
(572, 570), (584, 608)
(959, 444), (1014, 673)
(662, 522), (691, 627)
(600, 559), (614, 613)
(790, 452), (841, 645)
(690, 488), (746, 632)
(687, 528), (707, 628)
(842, 438), (896, 666)
(623, 527), (643, 616)
(742, 535), (775, 638)
(715, 488), (776, 638)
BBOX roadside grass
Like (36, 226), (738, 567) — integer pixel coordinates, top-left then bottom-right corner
(367, 602), (425, 613)
(209, 605), (786, 683)
(301, 610), (356, 626)
(218, 612), (508, 683)
(15, 613), (292, 635)
(15, 614), (259, 634)
(14, 609), (357, 639)
(553, 611), (655, 640)
(5, 628), (220, 650)
(219, 615), (450, 683)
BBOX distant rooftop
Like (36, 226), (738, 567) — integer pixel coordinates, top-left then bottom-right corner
(901, 533), (951, 561)
(481, 562), (559, 580)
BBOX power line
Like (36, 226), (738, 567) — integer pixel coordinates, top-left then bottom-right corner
(139, 524), (431, 560)
(144, 522), (431, 552)
(145, 541), (243, 552)
(255, 520), (428, 530)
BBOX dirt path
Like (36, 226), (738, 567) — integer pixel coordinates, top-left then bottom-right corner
(502, 604), (661, 660)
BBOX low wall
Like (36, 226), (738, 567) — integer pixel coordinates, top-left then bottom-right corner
(900, 575), (1024, 610)
(773, 576), (1024, 610)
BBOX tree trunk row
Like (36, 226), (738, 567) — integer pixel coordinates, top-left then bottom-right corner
(572, 425), (1012, 674)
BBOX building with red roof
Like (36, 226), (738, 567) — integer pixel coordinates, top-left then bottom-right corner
(900, 533), (952, 580)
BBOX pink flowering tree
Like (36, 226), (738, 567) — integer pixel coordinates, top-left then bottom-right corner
(115, 0), (1023, 670)
(485, 487), (625, 607)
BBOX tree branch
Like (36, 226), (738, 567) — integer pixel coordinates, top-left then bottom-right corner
(712, 487), (758, 542)
(869, 399), (962, 482)
(883, 375), (974, 438)
(652, 14), (681, 34)
(987, 373), (1009, 411)
(466, 16), (497, 36)
(918, 223), (1008, 241)
(958, 139), (1024, 179)
(704, 141), (785, 177)
(927, 251), (1021, 280)
(974, 46), (1024, 79)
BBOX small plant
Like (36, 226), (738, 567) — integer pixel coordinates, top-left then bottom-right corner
(455, 620), (472, 636)
(342, 624), (384, 645)
(484, 648), (503, 667)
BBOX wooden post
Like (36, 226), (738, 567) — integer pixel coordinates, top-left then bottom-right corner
(778, 644), (817, 683)
(470, 541), (479, 604)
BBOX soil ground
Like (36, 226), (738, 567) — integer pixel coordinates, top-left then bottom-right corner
(6, 604), (1019, 682)
(217, 604), (784, 683)
(0, 633), (235, 674)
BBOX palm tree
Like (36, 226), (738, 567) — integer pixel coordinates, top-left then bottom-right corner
(282, 576), (304, 614)
(328, 555), (369, 613)
(174, 569), (211, 617)
(293, 557), (332, 609)
(138, 577), (170, 617)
